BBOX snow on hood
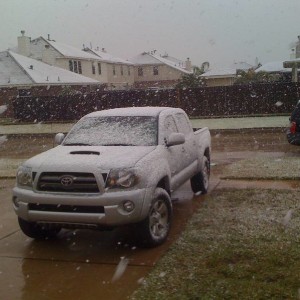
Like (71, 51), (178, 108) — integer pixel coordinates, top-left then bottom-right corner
(24, 145), (155, 172)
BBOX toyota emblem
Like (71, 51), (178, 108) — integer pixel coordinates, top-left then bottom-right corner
(60, 175), (74, 187)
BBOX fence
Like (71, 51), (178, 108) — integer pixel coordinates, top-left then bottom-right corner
(12, 82), (300, 122)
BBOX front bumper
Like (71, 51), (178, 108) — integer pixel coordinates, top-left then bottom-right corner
(12, 186), (153, 227)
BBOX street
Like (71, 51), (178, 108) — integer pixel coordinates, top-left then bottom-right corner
(0, 128), (299, 299)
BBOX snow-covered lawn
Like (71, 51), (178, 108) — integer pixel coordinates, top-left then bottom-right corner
(0, 158), (24, 177)
(222, 157), (300, 180)
(131, 189), (300, 299)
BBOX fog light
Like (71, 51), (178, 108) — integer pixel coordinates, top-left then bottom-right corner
(123, 200), (135, 212)
(12, 196), (20, 208)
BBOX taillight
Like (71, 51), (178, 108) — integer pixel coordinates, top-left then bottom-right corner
(290, 121), (297, 134)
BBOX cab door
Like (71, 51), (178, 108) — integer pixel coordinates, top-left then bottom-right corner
(173, 112), (197, 169)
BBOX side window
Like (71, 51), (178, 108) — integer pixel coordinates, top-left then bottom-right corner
(174, 113), (192, 135)
(164, 115), (178, 136)
(138, 67), (143, 76)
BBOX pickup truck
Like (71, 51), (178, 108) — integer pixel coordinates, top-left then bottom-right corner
(12, 107), (211, 247)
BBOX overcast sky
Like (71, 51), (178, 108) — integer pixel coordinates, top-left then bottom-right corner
(1, 0), (300, 68)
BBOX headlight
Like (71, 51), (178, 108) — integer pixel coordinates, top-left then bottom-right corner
(106, 169), (138, 189)
(17, 166), (33, 188)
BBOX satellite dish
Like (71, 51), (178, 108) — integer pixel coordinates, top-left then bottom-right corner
(201, 61), (210, 72)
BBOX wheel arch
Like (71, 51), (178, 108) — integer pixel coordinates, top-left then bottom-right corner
(156, 176), (171, 196)
(204, 147), (211, 162)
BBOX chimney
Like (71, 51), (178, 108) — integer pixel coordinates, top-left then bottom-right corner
(17, 30), (31, 57)
(185, 57), (192, 72)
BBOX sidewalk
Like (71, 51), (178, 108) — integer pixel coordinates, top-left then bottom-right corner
(0, 122), (73, 135)
(0, 116), (290, 135)
(190, 115), (289, 130)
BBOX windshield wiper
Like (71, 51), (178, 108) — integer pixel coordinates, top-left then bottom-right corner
(64, 143), (92, 146)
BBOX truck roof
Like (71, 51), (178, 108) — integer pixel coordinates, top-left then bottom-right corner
(85, 107), (178, 118)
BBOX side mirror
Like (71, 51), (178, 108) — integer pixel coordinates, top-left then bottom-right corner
(54, 133), (65, 145)
(166, 132), (185, 147)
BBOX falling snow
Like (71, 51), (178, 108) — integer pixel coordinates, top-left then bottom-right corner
(0, 105), (7, 115)
(112, 257), (129, 282)
(0, 135), (8, 146)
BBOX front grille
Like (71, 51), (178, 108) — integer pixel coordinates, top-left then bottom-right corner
(37, 172), (106, 193)
(28, 203), (104, 214)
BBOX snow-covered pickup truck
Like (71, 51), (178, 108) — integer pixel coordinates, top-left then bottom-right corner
(12, 107), (211, 247)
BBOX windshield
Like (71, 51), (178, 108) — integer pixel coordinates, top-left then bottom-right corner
(63, 116), (158, 146)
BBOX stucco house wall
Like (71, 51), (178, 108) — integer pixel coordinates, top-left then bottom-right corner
(205, 77), (235, 87)
(134, 64), (184, 82)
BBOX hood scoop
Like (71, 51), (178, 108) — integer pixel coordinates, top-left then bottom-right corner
(70, 151), (100, 156)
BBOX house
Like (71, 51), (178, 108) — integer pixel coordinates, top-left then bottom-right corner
(130, 51), (193, 88)
(283, 35), (300, 82)
(83, 47), (135, 89)
(255, 61), (292, 82)
(0, 49), (101, 118)
(5, 31), (194, 90)
(0, 50), (99, 86)
(201, 62), (255, 87)
(14, 31), (134, 89)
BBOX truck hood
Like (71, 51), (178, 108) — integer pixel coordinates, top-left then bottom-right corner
(24, 145), (156, 172)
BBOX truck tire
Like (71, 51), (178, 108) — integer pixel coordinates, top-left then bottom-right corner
(190, 156), (210, 194)
(136, 188), (172, 248)
(18, 217), (61, 239)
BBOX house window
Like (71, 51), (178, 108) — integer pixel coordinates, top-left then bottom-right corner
(128, 66), (131, 76)
(138, 67), (143, 77)
(153, 66), (159, 76)
(113, 65), (116, 76)
(74, 61), (78, 73)
(69, 60), (82, 74)
(69, 60), (73, 72)
(98, 63), (101, 75)
(121, 65), (124, 76)
(92, 62), (96, 75)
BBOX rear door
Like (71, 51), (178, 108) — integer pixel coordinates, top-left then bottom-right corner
(173, 112), (197, 168)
